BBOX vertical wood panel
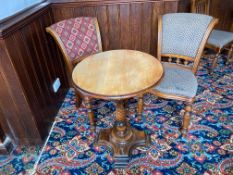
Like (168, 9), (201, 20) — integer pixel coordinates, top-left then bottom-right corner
(0, 40), (41, 144)
(141, 2), (152, 53)
(150, 1), (163, 56)
(178, 0), (190, 12)
(164, 0), (179, 13)
(119, 4), (130, 49)
(45, 10), (69, 89)
(80, 6), (97, 17)
(0, 6), (68, 144)
(36, 14), (55, 91)
(33, 23), (54, 103)
(96, 5), (109, 51)
(58, 7), (74, 21)
(5, 34), (42, 112)
(130, 3), (142, 50)
(22, 25), (52, 105)
(210, 0), (233, 31)
(0, 69), (19, 143)
(6, 32), (47, 139)
(107, 5), (120, 50)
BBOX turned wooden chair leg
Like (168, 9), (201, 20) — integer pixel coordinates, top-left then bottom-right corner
(84, 96), (95, 131)
(180, 102), (192, 136)
(210, 51), (220, 73)
(227, 44), (233, 64)
(137, 94), (144, 122)
(75, 90), (82, 108)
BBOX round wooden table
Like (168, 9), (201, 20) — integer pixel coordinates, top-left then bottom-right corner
(72, 50), (163, 168)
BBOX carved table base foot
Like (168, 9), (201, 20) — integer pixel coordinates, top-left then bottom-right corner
(96, 127), (150, 168)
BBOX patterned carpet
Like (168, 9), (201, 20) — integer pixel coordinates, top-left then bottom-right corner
(1, 56), (233, 175)
(0, 145), (40, 175)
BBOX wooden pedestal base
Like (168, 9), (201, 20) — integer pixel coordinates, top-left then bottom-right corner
(96, 126), (150, 168)
(94, 99), (151, 168)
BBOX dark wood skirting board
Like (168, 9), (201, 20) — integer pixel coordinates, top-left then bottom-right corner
(0, 0), (231, 148)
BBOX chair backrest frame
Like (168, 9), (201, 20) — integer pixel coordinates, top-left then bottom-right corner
(46, 17), (102, 77)
(157, 13), (218, 74)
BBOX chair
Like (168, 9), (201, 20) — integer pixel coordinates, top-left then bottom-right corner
(150, 13), (218, 135)
(46, 17), (102, 108)
(191, 0), (233, 71)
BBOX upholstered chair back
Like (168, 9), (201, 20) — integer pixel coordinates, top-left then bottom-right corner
(46, 17), (102, 76)
(158, 13), (216, 74)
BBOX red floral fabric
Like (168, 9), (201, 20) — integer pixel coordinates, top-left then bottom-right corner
(51, 17), (100, 62)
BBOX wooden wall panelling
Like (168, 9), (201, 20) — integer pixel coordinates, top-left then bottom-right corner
(178, 0), (190, 12)
(107, 5), (121, 50)
(0, 54), (19, 144)
(0, 39), (41, 144)
(5, 27), (51, 140)
(150, 1), (164, 56)
(163, 0), (179, 13)
(140, 2), (152, 52)
(131, 3), (142, 51)
(51, 0), (180, 56)
(0, 4), (69, 144)
(119, 4), (130, 49)
(43, 9), (69, 91)
(96, 6), (109, 51)
(177, 0), (233, 31)
(209, 0), (233, 31)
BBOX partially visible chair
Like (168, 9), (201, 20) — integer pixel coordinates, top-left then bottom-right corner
(150, 13), (218, 135)
(46, 17), (102, 107)
(191, 0), (233, 71)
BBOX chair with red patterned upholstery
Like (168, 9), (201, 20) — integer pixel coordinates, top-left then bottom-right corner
(46, 17), (102, 107)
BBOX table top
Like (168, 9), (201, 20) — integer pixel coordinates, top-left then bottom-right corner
(72, 50), (163, 99)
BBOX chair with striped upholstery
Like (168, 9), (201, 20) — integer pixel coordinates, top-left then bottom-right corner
(150, 13), (218, 135)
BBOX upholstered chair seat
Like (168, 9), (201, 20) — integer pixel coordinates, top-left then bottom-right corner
(154, 63), (198, 98)
(208, 29), (233, 49)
